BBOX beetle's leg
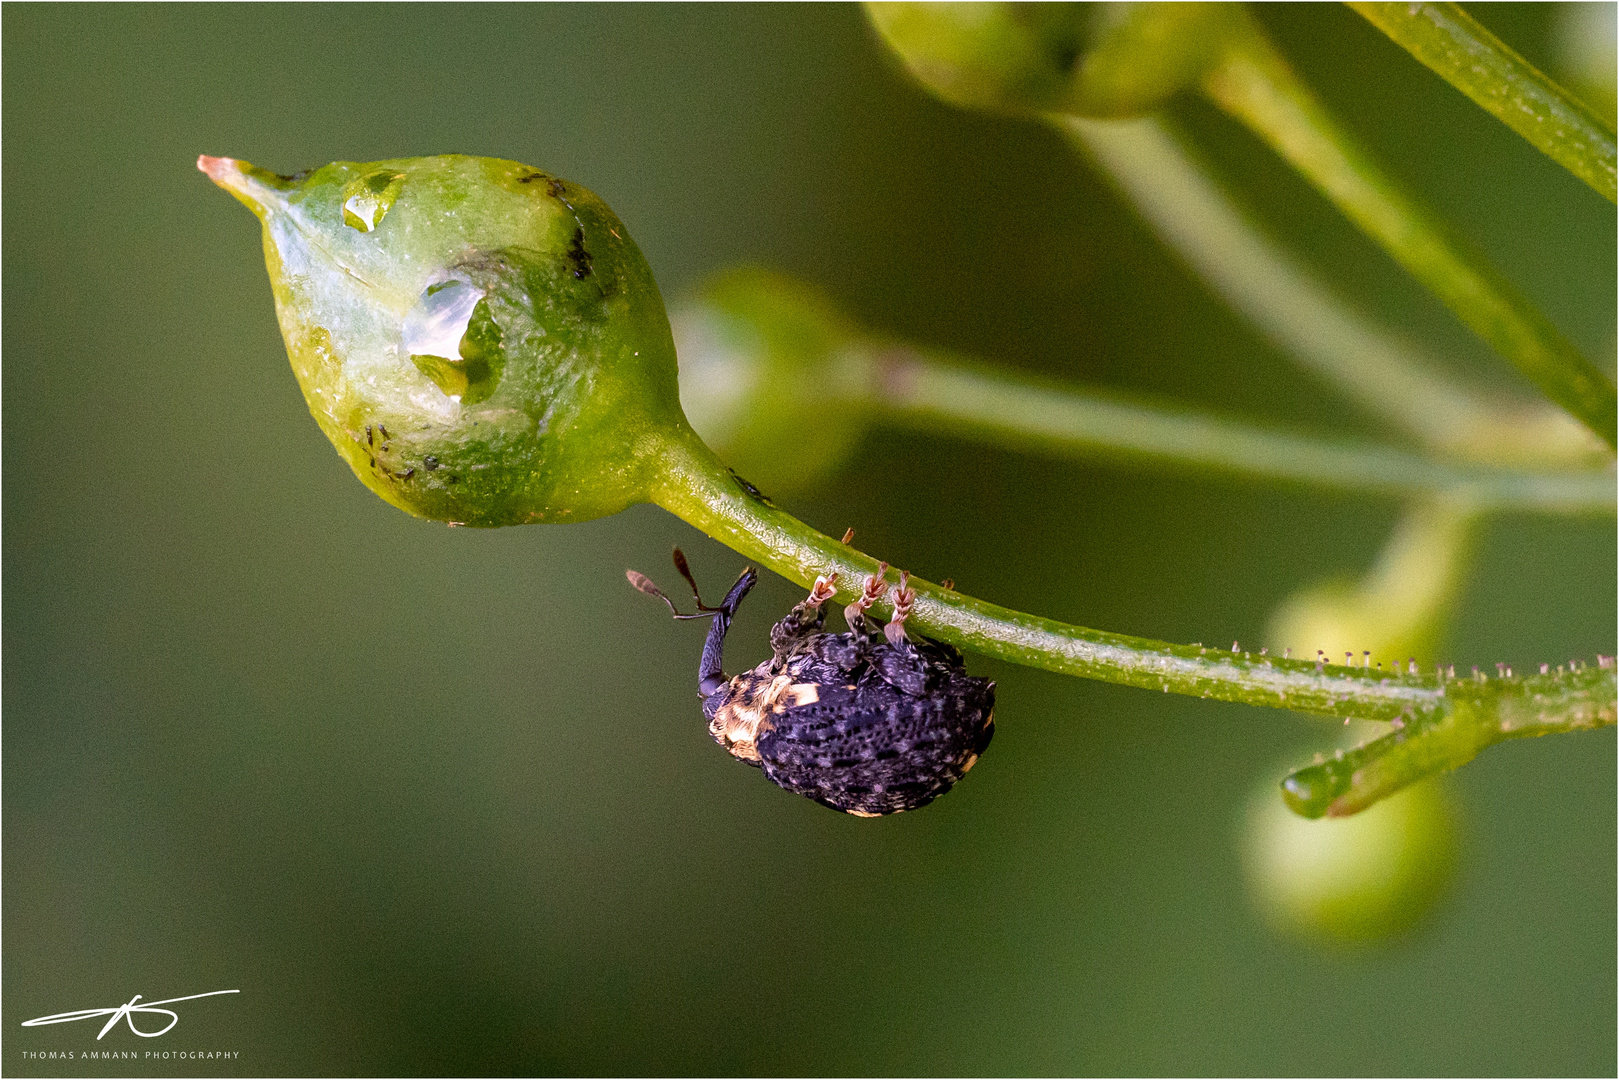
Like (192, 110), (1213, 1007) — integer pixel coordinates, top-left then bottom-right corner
(844, 562), (889, 638)
(883, 571), (916, 644)
(769, 571), (839, 661)
(807, 572), (838, 607)
(698, 566), (758, 697)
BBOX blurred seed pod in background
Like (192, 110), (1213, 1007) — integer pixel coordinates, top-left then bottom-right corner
(1241, 499), (1476, 944)
(863, 1), (1242, 119)
(671, 267), (874, 497)
(1243, 769), (1458, 946)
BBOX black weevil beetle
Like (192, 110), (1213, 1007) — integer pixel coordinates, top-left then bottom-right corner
(628, 549), (995, 816)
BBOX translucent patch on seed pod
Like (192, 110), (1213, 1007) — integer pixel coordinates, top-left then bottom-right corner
(341, 170), (406, 232)
(402, 277), (504, 404)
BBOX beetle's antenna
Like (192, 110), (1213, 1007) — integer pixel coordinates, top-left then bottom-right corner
(671, 547), (725, 611)
(625, 566), (718, 621)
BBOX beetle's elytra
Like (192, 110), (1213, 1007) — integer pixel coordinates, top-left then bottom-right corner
(629, 549), (995, 816)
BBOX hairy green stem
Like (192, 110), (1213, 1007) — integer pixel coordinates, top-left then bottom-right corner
(646, 429), (1613, 739)
(870, 345), (1615, 513)
(1201, 16), (1617, 449)
(1348, 1), (1617, 203)
(1284, 660), (1617, 816)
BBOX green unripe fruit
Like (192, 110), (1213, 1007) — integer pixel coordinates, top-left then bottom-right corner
(672, 268), (873, 496)
(201, 154), (687, 527)
(865, 2), (1241, 119)
(1243, 774), (1458, 945)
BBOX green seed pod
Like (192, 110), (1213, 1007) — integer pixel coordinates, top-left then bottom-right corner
(864, 2), (1242, 119)
(1242, 773), (1457, 945)
(200, 154), (687, 527)
(671, 268), (873, 496)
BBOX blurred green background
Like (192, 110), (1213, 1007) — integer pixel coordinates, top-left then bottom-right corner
(4, 4), (1613, 1075)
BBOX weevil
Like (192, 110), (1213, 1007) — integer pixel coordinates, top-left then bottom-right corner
(628, 549), (995, 816)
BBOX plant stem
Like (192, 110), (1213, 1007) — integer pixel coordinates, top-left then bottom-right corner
(1348, 1), (1617, 203)
(646, 429), (1614, 735)
(1284, 660), (1618, 817)
(1201, 15), (1618, 450)
(869, 345), (1615, 513)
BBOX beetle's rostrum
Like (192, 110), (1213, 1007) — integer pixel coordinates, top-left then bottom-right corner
(629, 550), (996, 816)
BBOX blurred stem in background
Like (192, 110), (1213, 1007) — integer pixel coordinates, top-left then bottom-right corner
(674, 270), (1616, 512)
(1062, 116), (1608, 468)
(865, 2), (1618, 447)
(1202, 9), (1617, 448)
(879, 354), (1610, 508)
(1348, 2), (1617, 203)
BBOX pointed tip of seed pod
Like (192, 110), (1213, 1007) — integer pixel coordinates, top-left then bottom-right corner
(196, 154), (235, 180)
(197, 154), (289, 216)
